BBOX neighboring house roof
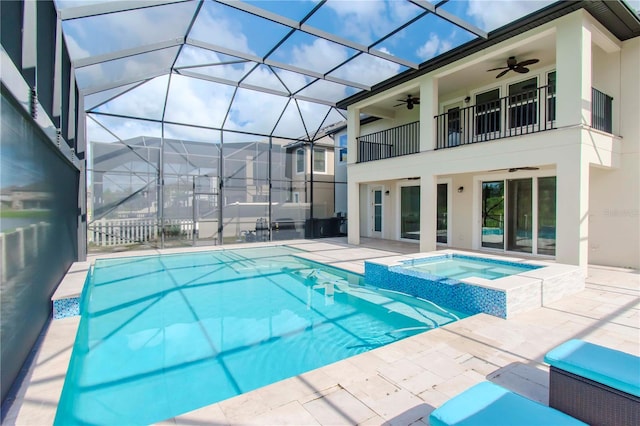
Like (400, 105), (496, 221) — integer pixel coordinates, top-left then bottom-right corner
(337, 0), (640, 109)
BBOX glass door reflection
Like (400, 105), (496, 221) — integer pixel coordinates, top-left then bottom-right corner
(507, 179), (533, 253)
(437, 183), (448, 244)
(400, 186), (420, 240)
(482, 181), (504, 248)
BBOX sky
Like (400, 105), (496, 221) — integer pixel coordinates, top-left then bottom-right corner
(53, 0), (640, 143)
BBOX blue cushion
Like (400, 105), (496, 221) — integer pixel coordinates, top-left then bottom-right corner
(429, 381), (586, 426)
(544, 339), (640, 397)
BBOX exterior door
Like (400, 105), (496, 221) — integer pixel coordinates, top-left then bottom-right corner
(443, 102), (463, 147)
(371, 187), (383, 237)
(437, 183), (448, 244)
(480, 177), (556, 255)
(400, 185), (420, 240)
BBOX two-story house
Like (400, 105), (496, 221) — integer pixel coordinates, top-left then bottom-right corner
(337, 2), (640, 269)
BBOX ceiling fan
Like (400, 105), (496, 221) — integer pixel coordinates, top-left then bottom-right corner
(487, 56), (539, 78)
(489, 166), (540, 173)
(394, 94), (420, 110)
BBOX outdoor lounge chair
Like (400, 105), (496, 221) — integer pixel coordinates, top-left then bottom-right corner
(428, 381), (586, 426)
(544, 339), (640, 426)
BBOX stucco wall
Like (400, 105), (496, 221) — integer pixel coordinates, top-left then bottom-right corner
(588, 37), (640, 268)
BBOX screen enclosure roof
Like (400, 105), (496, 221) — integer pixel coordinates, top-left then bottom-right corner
(56, 0), (640, 142)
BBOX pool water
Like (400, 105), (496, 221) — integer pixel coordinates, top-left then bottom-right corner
(55, 246), (467, 425)
(398, 254), (540, 280)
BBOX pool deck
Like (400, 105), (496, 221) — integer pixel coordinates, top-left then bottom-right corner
(3, 238), (639, 425)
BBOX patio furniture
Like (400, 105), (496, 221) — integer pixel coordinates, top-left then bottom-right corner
(429, 381), (585, 426)
(544, 339), (640, 426)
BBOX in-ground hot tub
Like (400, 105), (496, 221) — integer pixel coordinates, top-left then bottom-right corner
(365, 251), (585, 319)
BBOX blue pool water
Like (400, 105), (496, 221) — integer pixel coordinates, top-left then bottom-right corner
(55, 246), (468, 425)
(398, 254), (541, 280)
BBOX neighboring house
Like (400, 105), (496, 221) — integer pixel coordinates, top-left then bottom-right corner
(282, 133), (337, 219)
(89, 134), (347, 241)
(337, 3), (640, 269)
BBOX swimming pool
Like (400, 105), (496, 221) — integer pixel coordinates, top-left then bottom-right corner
(397, 254), (541, 280)
(55, 246), (468, 425)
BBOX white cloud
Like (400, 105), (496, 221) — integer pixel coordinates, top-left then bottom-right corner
(75, 46), (179, 90)
(627, 0), (640, 13)
(297, 80), (348, 103)
(227, 88), (290, 135)
(75, 0), (369, 141)
(97, 75), (169, 120)
(189, 3), (254, 54)
(416, 34), (453, 61)
(324, 0), (411, 44)
(64, 1), (197, 59)
(87, 113), (162, 143)
(291, 38), (349, 74)
(467, 0), (556, 31)
(330, 51), (402, 87)
(63, 33), (91, 59)
(164, 74), (234, 129)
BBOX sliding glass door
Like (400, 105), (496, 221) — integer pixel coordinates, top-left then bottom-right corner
(538, 177), (556, 255)
(400, 186), (420, 240)
(482, 181), (504, 249)
(507, 178), (532, 253)
(481, 177), (556, 255)
(372, 188), (382, 236)
(437, 183), (448, 244)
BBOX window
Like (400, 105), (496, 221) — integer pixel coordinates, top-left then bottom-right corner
(547, 71), (556, 122)
(508, 77), (537, 128)
(475, 89), (501, 135)
(313, 147), (326, 173)
(296, 148), (304, 174)
(339, 147), (347, 163)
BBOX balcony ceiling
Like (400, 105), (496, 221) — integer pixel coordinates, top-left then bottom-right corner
(369, 31), (557, 112)
(55, 0), (638, 142)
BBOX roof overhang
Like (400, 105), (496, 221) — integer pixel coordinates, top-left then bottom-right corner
(337, 0), (640, 109)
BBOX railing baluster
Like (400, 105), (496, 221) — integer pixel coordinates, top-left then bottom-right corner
(591, 87), (613, 133)
(434, 84), (561, 149)
(356, 121), (419, 163)
(357, 84), (608, 161)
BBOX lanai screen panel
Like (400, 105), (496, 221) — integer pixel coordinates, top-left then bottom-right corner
(59, 0), (559, 141)
(55, 0), (561, 250)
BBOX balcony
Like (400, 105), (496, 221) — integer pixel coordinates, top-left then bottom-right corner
(356, 86), (613, 163)
(357, 121), (419, 163)
(434, 85), (557, 150)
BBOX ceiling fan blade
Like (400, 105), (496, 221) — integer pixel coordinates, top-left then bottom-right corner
(517, 59), (539, 67)
(514, 67), (529, 74)
(496, 69), (510, 78)
(414, 100), (420, 104)
(509, 166), (541, 172)
(393, 103), (405, 107)
(487, 66), (509, 71)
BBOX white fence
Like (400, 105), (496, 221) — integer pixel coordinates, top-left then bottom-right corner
(0, 222), (50, 282)
(88, 218), (196, 247)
